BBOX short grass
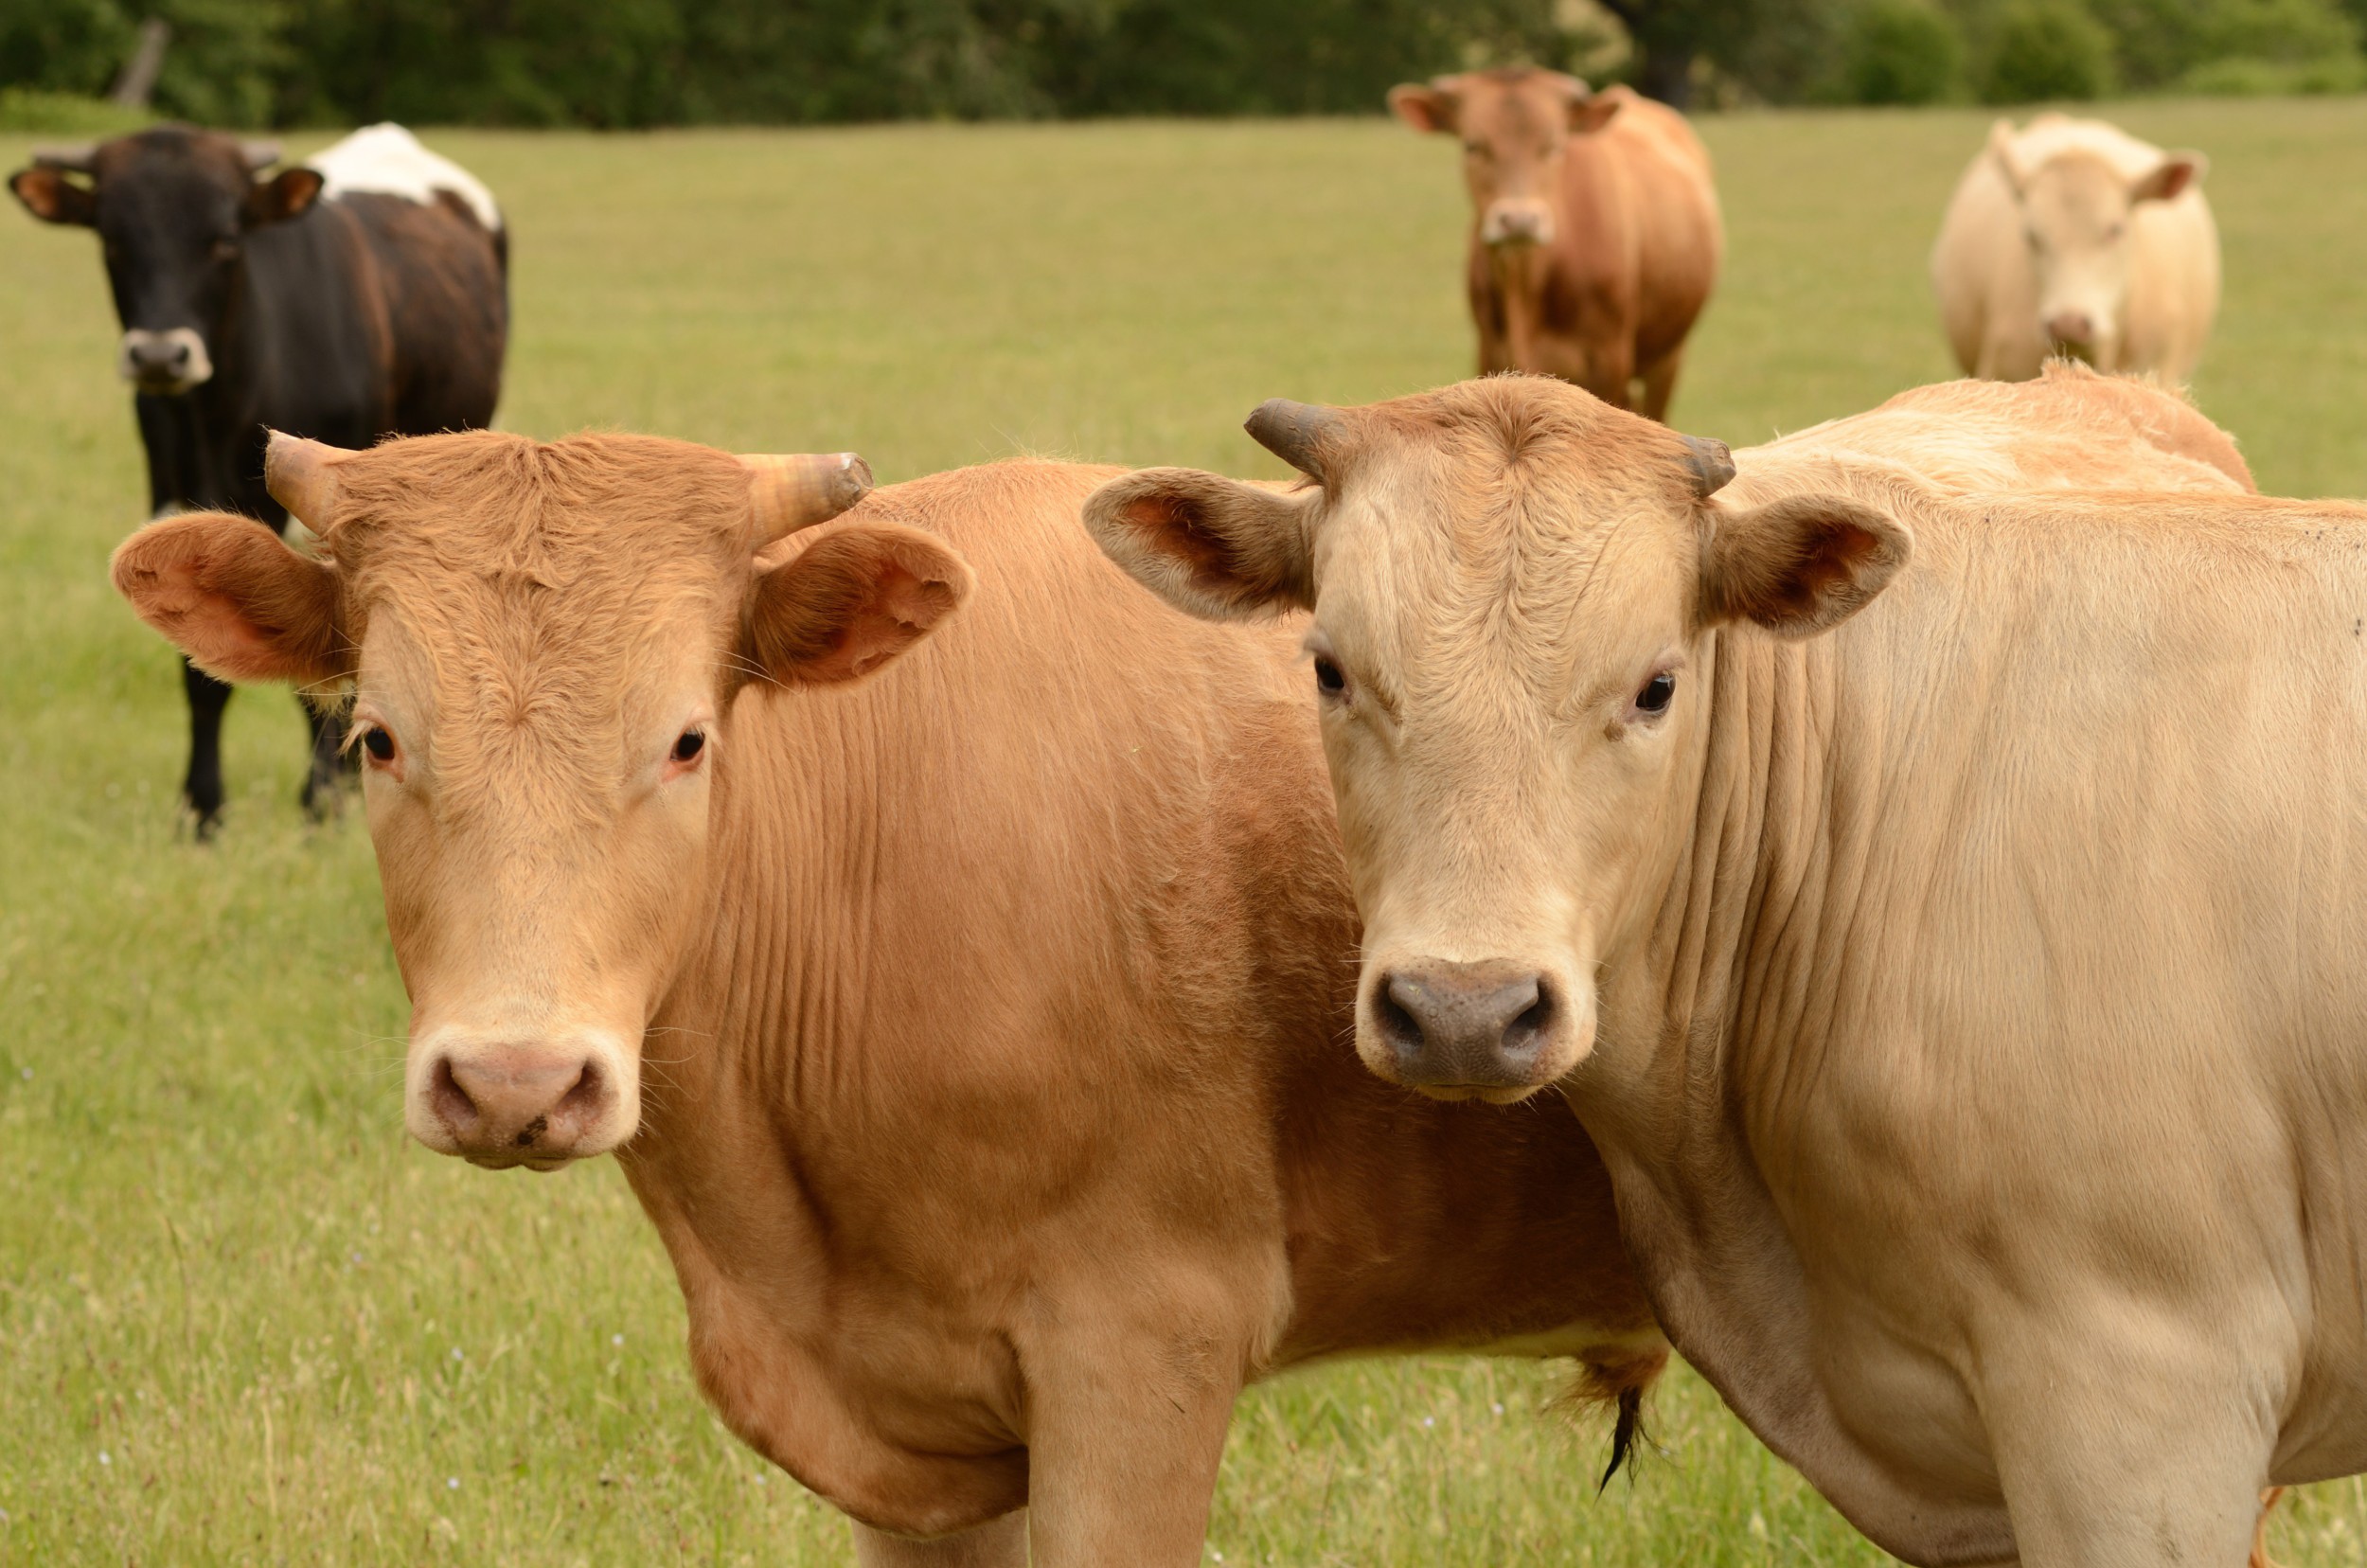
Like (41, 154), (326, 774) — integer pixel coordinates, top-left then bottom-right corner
(5, 99), (2367, 1565)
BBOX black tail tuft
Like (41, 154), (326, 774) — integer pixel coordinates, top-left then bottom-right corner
(1597, 1384), (1646, 1491)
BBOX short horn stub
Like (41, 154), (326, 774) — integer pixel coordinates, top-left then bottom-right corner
(31, 144), (97, 173)
(742, 452), (874, 544)
(240, 140), (283, 171)
(264, 430), (357, 532)
(1681, 435), (1735, 498)
(1245, 399), (1347, 483)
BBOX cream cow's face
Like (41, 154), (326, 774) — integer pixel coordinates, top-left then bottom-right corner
(1088, 378), (1907, 1100)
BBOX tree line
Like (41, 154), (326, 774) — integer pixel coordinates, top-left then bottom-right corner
(3, 0), (2361, 131)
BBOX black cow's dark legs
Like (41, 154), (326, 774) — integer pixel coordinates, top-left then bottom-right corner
(181, 656), (233, 837)
(298, 697), (352, 820)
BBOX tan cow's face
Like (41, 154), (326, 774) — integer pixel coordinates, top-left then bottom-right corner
(1993, 123), (2203, 369)
(1089, 380), (1905, 1101)
(1389, 69), (1621, 251)
(112, 432), (968, 1168)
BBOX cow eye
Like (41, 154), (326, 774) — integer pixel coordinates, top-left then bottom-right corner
(1635, 671), (1676, 716)
(670, 730), (705, 764)
(360, 726), (396, 763)
(1313, 656), (1347, 697)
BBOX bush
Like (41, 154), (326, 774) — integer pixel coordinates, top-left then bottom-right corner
(0, 85), (151, 132)
(1982, 0), (2117, 99)
(2180, 51), (2367, 91)
(1838, 0), (1965, 100)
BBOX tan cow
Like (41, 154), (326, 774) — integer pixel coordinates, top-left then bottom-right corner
(1933, 115), (2219, 383)
(107, 436), (1662, 1567)
(1086, 372), (2341, 1568)
(1390, 68), (1721, 420)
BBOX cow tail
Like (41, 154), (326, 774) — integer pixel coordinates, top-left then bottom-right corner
(1600, 1382), (1646, 1491)
(1554, 1345), (1664, 1491)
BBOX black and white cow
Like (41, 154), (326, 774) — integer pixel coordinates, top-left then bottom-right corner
(10, 122), (507, 834)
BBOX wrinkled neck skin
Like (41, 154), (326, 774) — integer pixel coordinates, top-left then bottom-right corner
(603, 685), (1033, 1527)
(1567, 622), (2017, 1564)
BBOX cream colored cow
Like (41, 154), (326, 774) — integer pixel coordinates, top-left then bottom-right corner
(1088, 371), (2350, 1568)
(1933, 115), (2218, 382)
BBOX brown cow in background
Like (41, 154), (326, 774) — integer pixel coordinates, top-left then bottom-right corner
(1390, 68), (1721, 421)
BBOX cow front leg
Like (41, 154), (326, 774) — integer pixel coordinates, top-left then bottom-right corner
(1636, 344), (1686, 423)
(852, 1510), (1028, 1568)
(181, 657), (234, 838)
(1020, 1334), (1239, 1567)
(1984, 1344), (2276, 1568)
(298, 695), (352, 821)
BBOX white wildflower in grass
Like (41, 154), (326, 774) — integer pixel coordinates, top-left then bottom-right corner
(450, 1346), (463, 1362)
(612, 1333), (624, 1346)
(447, 1476), (459, 1490)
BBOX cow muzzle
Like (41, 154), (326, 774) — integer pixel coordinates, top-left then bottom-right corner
(1360, 958), (1588, 1103)
(1481, 199), (1556, 248)
(117, 328), (214, 395)
(407, 1032), (638, 1169)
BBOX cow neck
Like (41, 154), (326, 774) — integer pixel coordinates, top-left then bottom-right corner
(1565, 615), (1992, 1558)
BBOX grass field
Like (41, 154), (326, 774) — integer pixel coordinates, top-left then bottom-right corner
(5, 98), (2367, 1565)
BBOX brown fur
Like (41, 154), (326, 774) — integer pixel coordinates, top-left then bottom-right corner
(111, 437), (1662, 1567)
(1390, 71), (1722, 419)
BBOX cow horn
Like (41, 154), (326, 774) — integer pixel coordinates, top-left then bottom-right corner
(240, 140), (282, 171)
(264, 431), (355, 531)
(1681, 436), (1735, 498)
(32, 144), (97, 173)
(741, 452), (873, 544)
(1245, 399), (1347, 483)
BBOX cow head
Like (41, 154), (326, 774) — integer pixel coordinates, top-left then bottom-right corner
(1087, 378), (1906, 1101)
(9, 126), (323, 395)
(1389, 68), (1622, 252)
(1987, 119), (2206, 371)
(111, 432), (969, 1168)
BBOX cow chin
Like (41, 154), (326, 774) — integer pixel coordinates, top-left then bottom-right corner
(1352, 950), (1595, 1102)
(402, 1025), (641, 1171)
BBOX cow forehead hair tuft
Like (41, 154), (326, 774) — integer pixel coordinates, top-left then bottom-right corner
(321, 430), (757, 579)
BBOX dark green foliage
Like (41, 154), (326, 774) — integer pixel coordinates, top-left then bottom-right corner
(0, 0), (133, 98)
(1, 0), (2360, 124)
(1838, 0), (1964, 101)
(1982, 0), (2115, 99)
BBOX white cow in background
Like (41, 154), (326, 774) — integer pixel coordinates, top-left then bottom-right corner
(1932, 114), (2218, 382)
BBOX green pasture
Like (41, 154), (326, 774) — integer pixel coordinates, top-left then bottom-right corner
(5, 99), (2367, 1564)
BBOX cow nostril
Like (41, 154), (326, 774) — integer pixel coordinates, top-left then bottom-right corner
(555, 1060), (606, 1123)
(1378, 973), (1428, 1054)
(1504, 978), (1556, 1052)
(430, 1056), (479, 1131)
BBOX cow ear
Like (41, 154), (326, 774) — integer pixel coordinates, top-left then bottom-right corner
(1698, 493), (1911, 638)
(1085, 468), (1319, 621)
(10, 168), (97, 226)
(112, 512), (346, 686)
(746, 522), (970, 686)
(1387, 81), (1458, 134)
(2132, 151), (2205, 204)
(1567, 91), (1621, 133)
(1986, 118), (2027, 192)
(244, 167), (324, 227)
